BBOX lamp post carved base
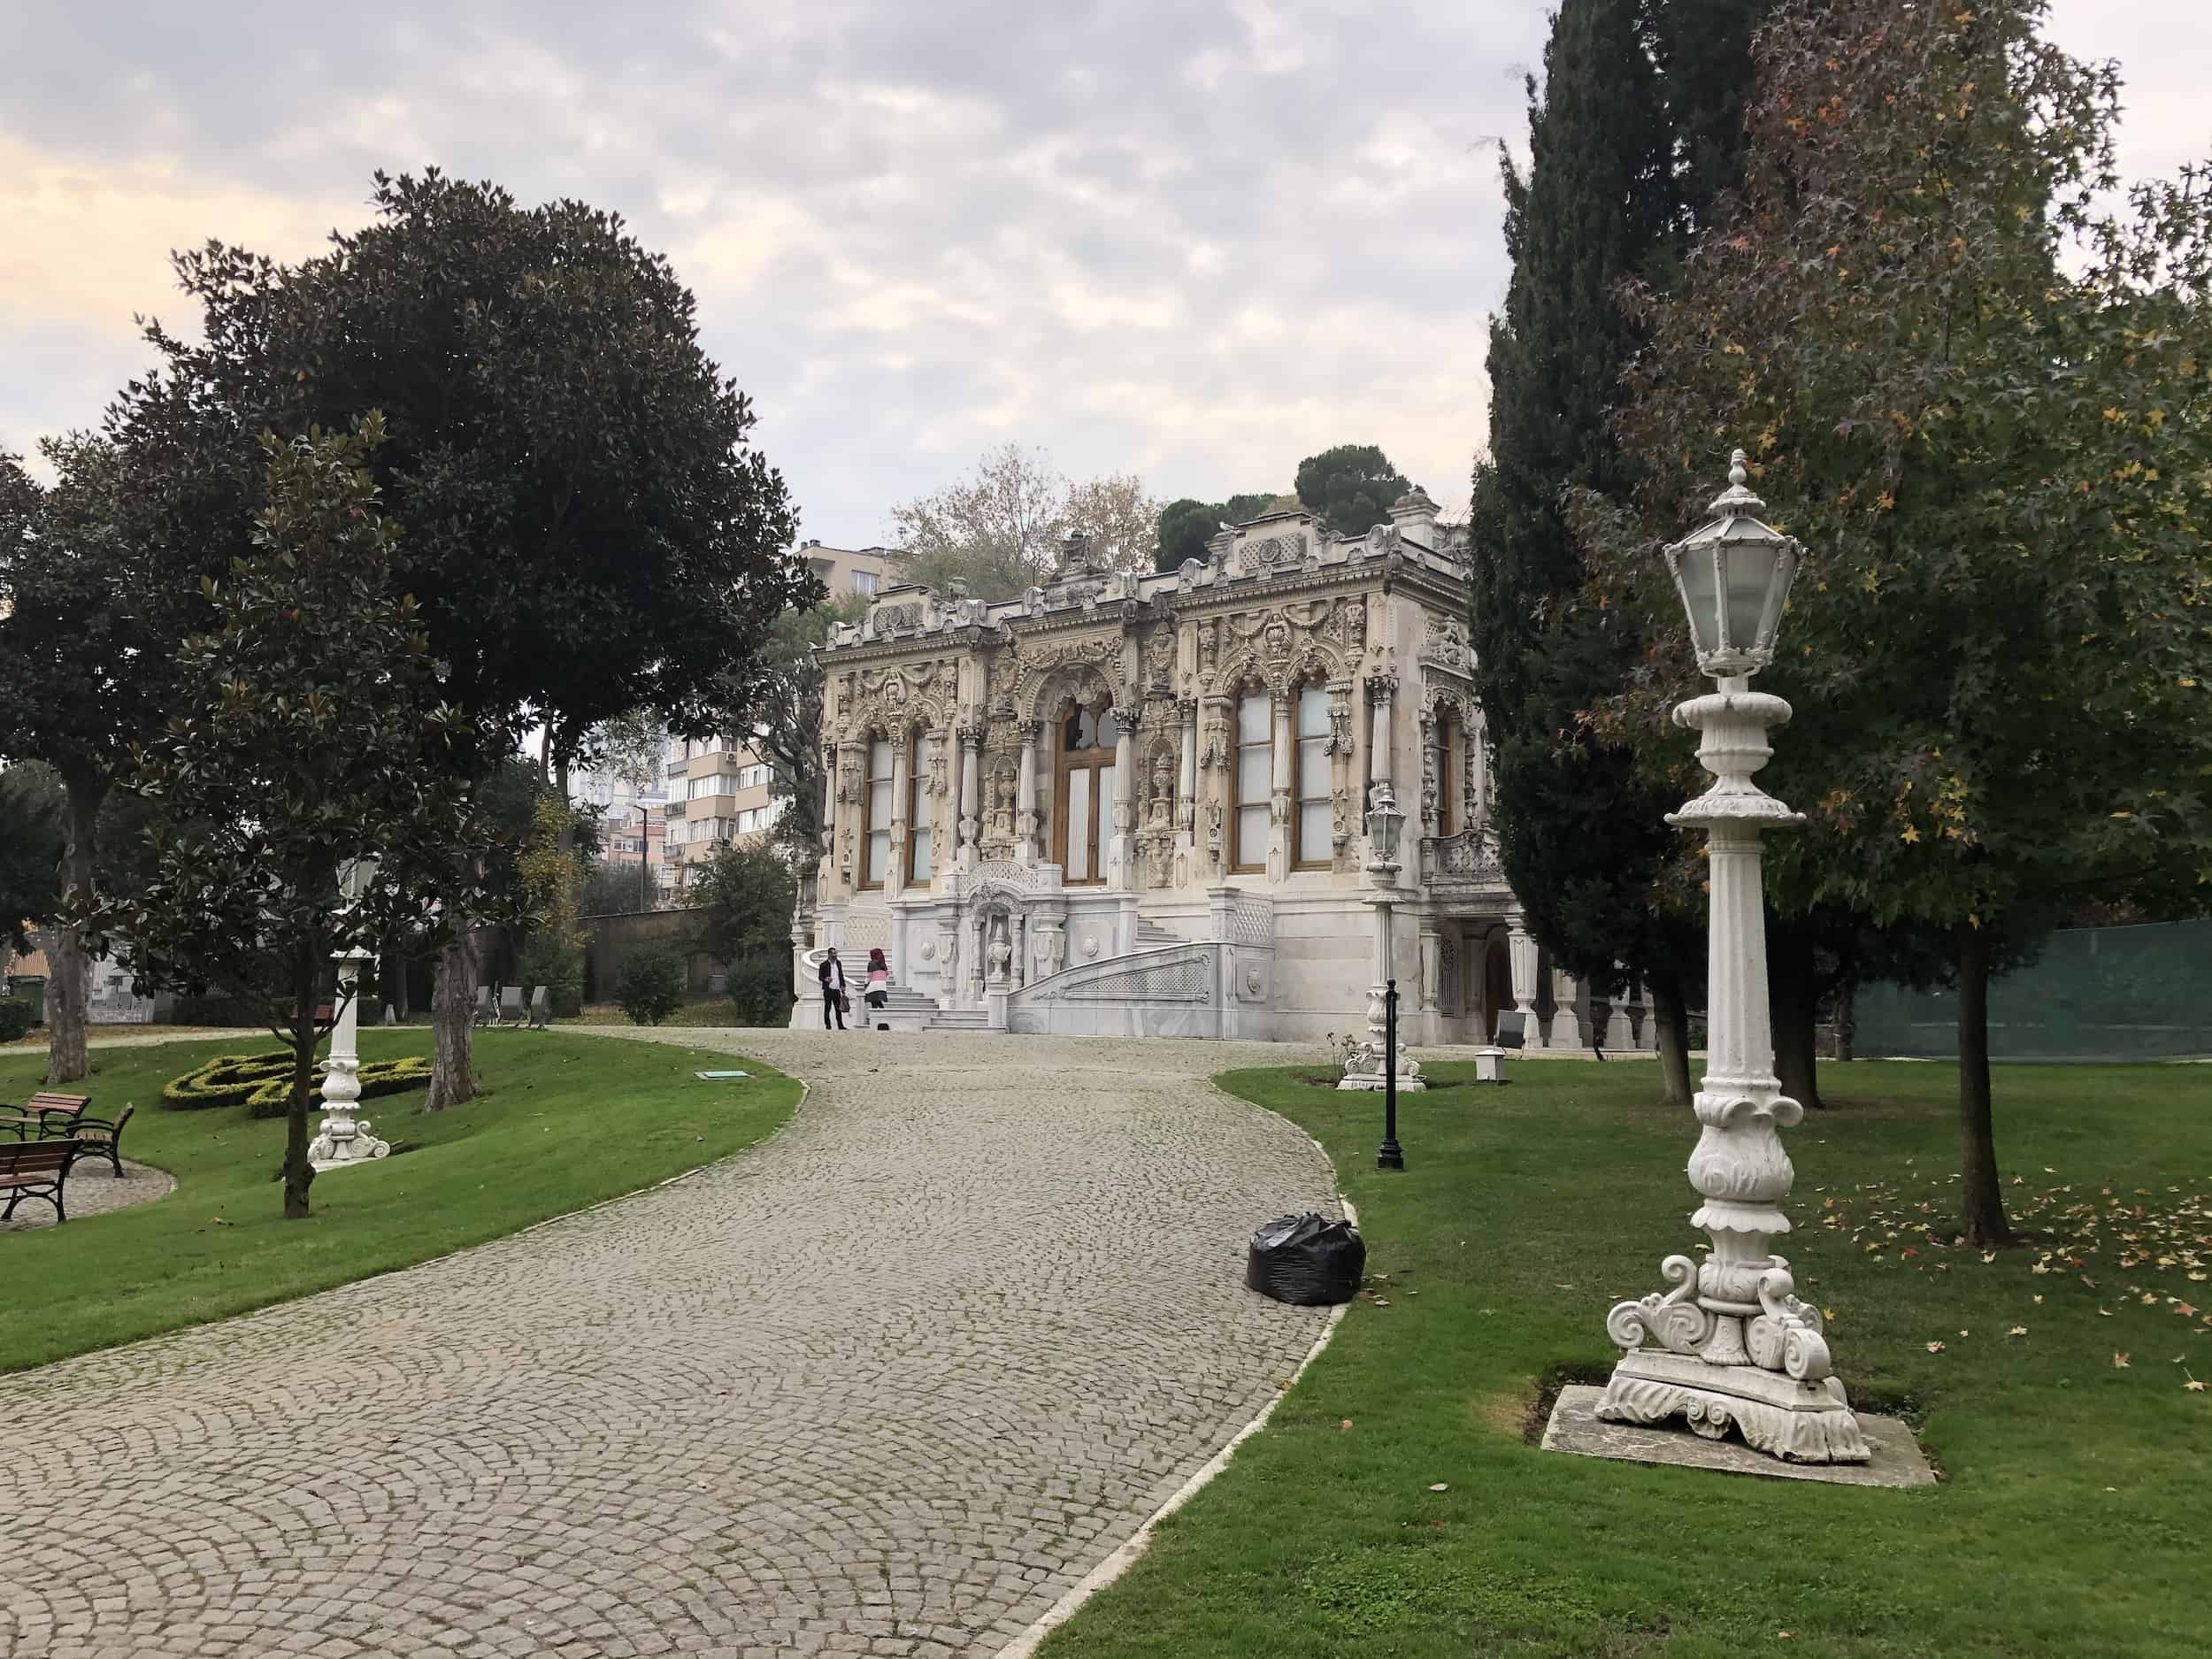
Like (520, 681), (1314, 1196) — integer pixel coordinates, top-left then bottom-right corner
(308, 1059), (393, 1171)
(1596, 1348), (1870, 1463)
(1599, 1247), (1869, 1463)
(311, 949), (392, 1172)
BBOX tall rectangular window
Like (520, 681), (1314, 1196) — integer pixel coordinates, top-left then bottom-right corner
(1294, 686), (1332, 868)
(1233, 692), (1271, 873)
(864, 737), (895, 887)
(908, 733), (936, 883)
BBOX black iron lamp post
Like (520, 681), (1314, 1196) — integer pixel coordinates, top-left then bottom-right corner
(1368, 781), (1407, 1171)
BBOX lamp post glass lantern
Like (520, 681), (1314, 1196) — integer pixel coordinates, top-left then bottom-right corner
(1592, 449), (1870, 1464)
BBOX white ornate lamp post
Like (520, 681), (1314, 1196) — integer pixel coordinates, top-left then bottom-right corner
(310, 859), (391, 1172)
(1595, 451), (1868, 1463)
(1339, 780), (1424, 1131)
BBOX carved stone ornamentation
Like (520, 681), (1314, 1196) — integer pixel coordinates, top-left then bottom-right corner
(1237, 532), (1302, 572)
(1146, 626), (1174, 691)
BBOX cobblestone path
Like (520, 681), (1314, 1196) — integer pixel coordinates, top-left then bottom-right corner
(0, 1032), (1338, 1658)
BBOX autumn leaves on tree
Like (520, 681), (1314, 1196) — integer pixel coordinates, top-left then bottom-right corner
(1569, 0), (2212, 1242)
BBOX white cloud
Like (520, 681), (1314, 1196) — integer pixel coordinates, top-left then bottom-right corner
(3, 0), (2204, 538)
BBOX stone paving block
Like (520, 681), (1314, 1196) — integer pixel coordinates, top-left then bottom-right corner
(0, 1031), (1335, 1655)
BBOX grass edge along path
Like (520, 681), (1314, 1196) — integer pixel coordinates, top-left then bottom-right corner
(0, 1029), (800, 1375)
(1039, 1058), (2211, 1659)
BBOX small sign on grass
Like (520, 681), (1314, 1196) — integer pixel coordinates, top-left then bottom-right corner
(693, 1070), (750, 1080)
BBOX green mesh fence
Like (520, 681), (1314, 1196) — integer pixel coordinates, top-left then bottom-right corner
(1853, 919), (2212, 1061)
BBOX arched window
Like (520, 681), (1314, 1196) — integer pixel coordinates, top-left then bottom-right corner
(1233, 690), (1271, 873)
(908, 731), (936, 884)
(1294, 684), (1332, 869)
(862, 735), (895, 887)
(1054, 705), (1118, 884)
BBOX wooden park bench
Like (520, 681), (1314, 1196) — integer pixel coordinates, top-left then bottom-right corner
(2, 1091), (91, 1143)
(12, 1094), (134, 1179)
(0, 1138), (82, 1224)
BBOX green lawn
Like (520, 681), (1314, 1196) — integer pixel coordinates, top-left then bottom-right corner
(0, 1028), (798, 1374)
(1045, 1059), (2211, 1659)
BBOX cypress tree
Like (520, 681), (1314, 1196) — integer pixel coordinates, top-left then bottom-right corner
(1467, 0), (1764, 1102)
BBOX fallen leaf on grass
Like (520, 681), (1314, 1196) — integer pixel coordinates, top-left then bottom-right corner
(2113, 1351), (2131, 1369)
(2009, 1326), (2027, 1337)
(1340, 1419), (1355, 1431)
(1428, 1482), (1449, 1492)
(211, 1217), (234, 1226)
(1926, 1341), (1946, 1354)
(2185, 1372), (2207, 1394)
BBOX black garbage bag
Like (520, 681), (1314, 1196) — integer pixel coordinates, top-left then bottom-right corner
(1245, 1211), (1365, 1306)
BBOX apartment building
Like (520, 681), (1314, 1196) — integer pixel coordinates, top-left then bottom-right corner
(799, 539), (895, 601)
(663, 541), (902, 892)
(570, 758), (673, 902)
(662, 740), (781, 887)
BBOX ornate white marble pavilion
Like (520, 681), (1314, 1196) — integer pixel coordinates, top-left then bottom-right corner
(793, 491), (1655, 1051)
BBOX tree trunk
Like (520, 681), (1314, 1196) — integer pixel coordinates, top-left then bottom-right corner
(1956, 919), (2012, 1246)
(1648, 972), (1694, 1108)
(283, 948), (318, 1218)
(426, 929), (478, 1111)
(43, 773), (106, 1085)
(1769, 917), (1824, 1111)
(1833, 976), (1856, 1063)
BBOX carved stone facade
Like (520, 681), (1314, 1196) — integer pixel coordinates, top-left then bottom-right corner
(795, 495), (1655, 1048)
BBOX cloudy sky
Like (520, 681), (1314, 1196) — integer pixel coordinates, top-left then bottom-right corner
(4, 1), (2205, 545)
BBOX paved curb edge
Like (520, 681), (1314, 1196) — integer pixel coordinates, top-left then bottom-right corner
(991, 1082), (1356, 1659)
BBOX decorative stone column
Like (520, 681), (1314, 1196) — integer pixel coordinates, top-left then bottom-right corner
(1176, 698), (1197, 834)
(1268, 689), (1293, 882)
(1109, 707), (1138, 888)
(1596, 680), (1868, 1463)
(957, 725), (983, 864)
(1015, 722), (1040, 864)
(887, 737), (910, 895)
(1365, 673), (1395, 789)
(1551, 969), (1585, 1051)
(1507, 922), (1543, 1048)
(309, 949), (389, 1171)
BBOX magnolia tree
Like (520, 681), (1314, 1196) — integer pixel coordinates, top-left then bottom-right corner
(92, 420), (507, 1217)
(1576, 0), (2212, 1241)
(112, 171), (811, 1111)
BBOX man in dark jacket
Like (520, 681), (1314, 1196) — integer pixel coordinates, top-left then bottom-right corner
(818, 948), (849, 1031)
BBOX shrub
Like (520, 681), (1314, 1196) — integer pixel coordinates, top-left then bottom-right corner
(615, 947), (687, 1025)
(163, 1050), (433, 1117)
(520, 937), (584, 1018)
(171, 992), (267, 1028)
(0, 997), (35, 1042)
(726, 954), (795, 1027)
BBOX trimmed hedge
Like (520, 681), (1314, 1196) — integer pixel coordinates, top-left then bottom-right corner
(163, 1051), (433, 1118)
